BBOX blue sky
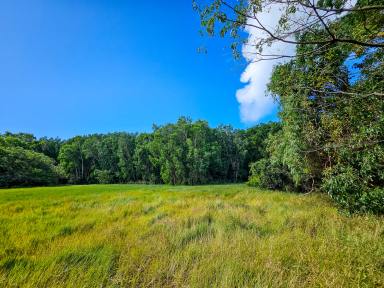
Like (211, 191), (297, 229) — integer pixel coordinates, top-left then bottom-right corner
(0, 0), (278, 138)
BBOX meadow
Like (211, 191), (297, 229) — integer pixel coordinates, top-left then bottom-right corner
(0, 184), (383, 287)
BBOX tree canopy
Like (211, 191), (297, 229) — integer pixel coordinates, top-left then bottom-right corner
(0, 120), (280, 187)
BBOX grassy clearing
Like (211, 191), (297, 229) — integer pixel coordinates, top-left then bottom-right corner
(0, 184), (383, 287)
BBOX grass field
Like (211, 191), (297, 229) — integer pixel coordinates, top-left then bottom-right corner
(0, 184), (383, 287)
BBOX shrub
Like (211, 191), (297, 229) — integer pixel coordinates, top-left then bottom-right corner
(322, 165), (384, 214)
(247, 159), (293, 191)
(92, 169), (114, 184)
(0, 146), (59, 187)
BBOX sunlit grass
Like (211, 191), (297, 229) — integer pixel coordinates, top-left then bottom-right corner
(0, 184), (383, 287)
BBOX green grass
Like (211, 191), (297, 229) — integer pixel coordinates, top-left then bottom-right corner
(0, 184), (383, 287)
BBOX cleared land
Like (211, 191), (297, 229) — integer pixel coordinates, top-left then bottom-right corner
(0, 184), (383, 287)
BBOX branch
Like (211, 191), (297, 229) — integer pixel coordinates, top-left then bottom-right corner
(306, 0), (335, 41)
(243, 43), (331, 62)
(221, 0), (384, 48)
(293, 1), (384, 13)
(299, 139), (384, 154)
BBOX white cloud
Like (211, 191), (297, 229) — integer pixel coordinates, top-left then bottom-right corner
(236, 5), (295, 123)
(236, 61), (276, 122)
(236, 0), (357, 123)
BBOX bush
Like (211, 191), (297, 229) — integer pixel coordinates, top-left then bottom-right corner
(322, 166), (384, 214)
(92, 169), (115, 184)
(0, 146), (59, 187)
(358, 188), (384, 215)
(247, 159), (293, 191)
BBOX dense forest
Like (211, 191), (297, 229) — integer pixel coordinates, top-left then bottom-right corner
(0, 119), (280, 187)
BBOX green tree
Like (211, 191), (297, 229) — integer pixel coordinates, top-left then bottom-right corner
(58, 137), (89, 183)
(117, 133), (137, 182)
(134, 133), (160, 183)
(0, 145), (60, 187)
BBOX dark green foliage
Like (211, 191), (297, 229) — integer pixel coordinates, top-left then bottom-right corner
(137, 117), (249, 185)
(0, 132), (38, 150)
(58, 133), (137, 184)
(0, 132), (62, 161)
(35, 137), (62, 162)
(92, 169), (115, 184)
(267, 4), (384, 212)
(248, 159), (293, 191)
(241, 122), (281, 166)
(134, 133), (160, 183)
(0, 145), (60, 187)
(266, 38), (384, 212)
(247, 124), (294, 191)
(1, 119), (275, 187)
(323, 166), (384, 215)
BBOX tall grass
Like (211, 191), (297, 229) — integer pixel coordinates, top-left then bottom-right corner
(0, 184), (383, 287)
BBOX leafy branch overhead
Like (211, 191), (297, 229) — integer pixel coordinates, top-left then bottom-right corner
(194, 0), (384, 61)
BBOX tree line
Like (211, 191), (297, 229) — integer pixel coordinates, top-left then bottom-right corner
(0, 119), (280, 187)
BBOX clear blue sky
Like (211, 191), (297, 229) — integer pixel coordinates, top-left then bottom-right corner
(0, 0), (277, 139)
